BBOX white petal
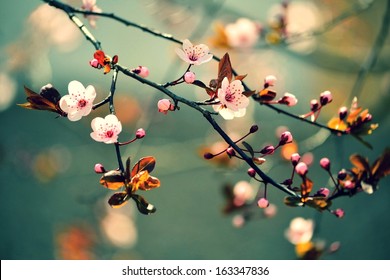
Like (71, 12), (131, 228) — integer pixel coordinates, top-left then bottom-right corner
(175, 48), (191, 64)
(67, 111), (83, 122)
(59, 95), (71, 113)
(197, 53), (213, 64)
(219, 108), (235, 120)
(90, 131), (102, 142)
(221, 77), (229, 91)
(182, 39), (193, 52)
(68, 80), (85, 98)
(91, 117), (104, 131)
(212, 104), (223, 112)
(81, 104), (93, 116)
(233, 108), (246, 118)
(84, 85), (96, 101)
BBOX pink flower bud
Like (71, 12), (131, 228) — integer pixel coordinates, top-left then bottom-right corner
(263, 203), (277, 218)
(264, 75), (277, 87)
(184, 71), (196, 84)
(290, 153), (301, 166)
(319, 157), (331, 171)
(94, 163), (106, 174)
(362, 113), (372, 122)
(257, 198), (269, 208)
(295, 162), (308, 176)
(253, 157), (266, 165)
(338, 106), (348, 120)
(203, 152), (214, 159)
(343, 180), (355, 189)
(333, 208), (344, 218)
(226, 147), (236, 157)
(249, 124), (259, 133)
(279, 131), (293, 145)
(89, 58), (101, 69)
(316, 187), (330, 197)
(157, 99), (173, 114)
(232, 215), (245, 228)
(247, 168), (256, 177)
(278, 92), (298, 106)
(132, 66), (149, 78)
(135, 128), (146, 139)
(320, 90), (332, 106)
(260, 145), (275, 155)
(310, 99), (319, 111)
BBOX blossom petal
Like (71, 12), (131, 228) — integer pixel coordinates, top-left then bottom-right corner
(67, 111), (83, 121)
(175, 48), (191, 64)
(219, 108), (235, 120)
(84, 85), (96, 101)
(233, 108), (246, 118)
(182, 39), (193, 54)
(59, 95), (74, 113)
(68, 80), (86, 98)
(197, 53), (213, 64)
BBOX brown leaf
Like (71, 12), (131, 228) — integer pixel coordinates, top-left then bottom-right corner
(234, 74), (247, 81)
(301, 177), (313, 199)
(350, 154), (370, 173)
(99, 170), (126, 190)
(242, 90), (257, 97)
(131, 156), (156, 178)
(371, 148), (390, 179)
(131, 194), (156, 215)
(19, 86), (66, 116)
(108, 192), (129, 208)
(217, 53), (233, 87)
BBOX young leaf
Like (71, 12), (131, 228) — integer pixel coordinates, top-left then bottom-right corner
(99, 170), (126, 190)
(131, 194), (156, 215)
(131, 156), (156, 178)
(108, 192), (129, 208)
(131, 171), (161, 191)
(242, 141), (254, 157)
(217, 53), (233, 86)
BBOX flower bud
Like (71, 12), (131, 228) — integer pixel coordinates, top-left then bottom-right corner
(282, 178), (292, 186)
(135, 128), (146, 139)
(89, 58), (101, 69)
(343, 180), (355, 189)
(337, 169), (347, 180)
(278, 92), (298, 106)
(290, 153), (300, 166)
(338, 106), (348, 120)
(132, 66), (149, 78)
(253, 157), (266, 165)
(295, 162), (308, 176)
(232, 214), (245, 228)
(310, 99), (319, 111)
(184, 71), (196, 84)
(260, 145), (275, 155)
(112, 55), (119, 64)
(316, 187), (330, 197)
(94, 163), (106, 174)
(247, 168), (256, 177)
(257, 198), (269, 208)
(320, 90), (333, 106)
(157, 99), (173, 114)
(264, 75), (277, 87)
(203, 152), (214, 159)
(263, 203), (277, 218)
(226, 147), (236, 157)
(249, 124), (259, 133)
(319, 157), (331, 171)
(279, 131), (293, 145)
(333, 208), (345, 218)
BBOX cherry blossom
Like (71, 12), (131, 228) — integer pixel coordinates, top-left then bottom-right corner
(82, 0), (102, 28)
(175, 39), (213, 65)
(59, 80), (96, 121)
(225, 18), (260, 49)
(285, 217), (314, 245)
(213, 77), (249, 120)
(90, 114), (122, 144)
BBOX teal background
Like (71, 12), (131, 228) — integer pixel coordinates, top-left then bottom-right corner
(0, 0), (389, 260)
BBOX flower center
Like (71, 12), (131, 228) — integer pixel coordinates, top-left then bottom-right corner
(225, 93), (235, 102)
(189, 50), (198, 61)
(105, 130), (114, 138)
(78, 99), (87, 108)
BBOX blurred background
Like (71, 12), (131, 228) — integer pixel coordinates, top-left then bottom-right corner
(0, 0), (389, 260)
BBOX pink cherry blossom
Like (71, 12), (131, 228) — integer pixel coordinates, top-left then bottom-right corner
(319, 157), (331, 170)
(290, 153), (301, 166)
(90, 114), (122, 144)
(135, 128), (146, 139)
(132, 66), (149, 78)
(225, 18), (260, 49)
(82, 0), (102, 28)
(59, 80), (96, 121)
(157, 99), (174, 114)
(278, 92), (298, 106)
(264, 75), (277, 87)
(175, 39), (213, 65)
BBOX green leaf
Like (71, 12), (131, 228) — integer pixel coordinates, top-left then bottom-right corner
(131, 194), (156, 215)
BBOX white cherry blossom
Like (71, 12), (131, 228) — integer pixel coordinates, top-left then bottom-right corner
(60, 80), (96, 121)
(90, 114), (122, 144)
(175, 39), (213, 65)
